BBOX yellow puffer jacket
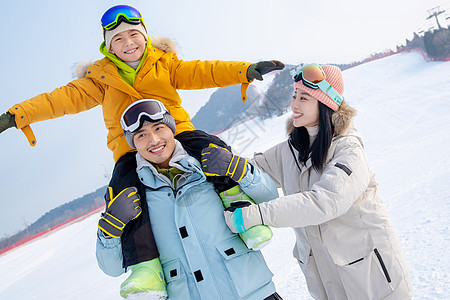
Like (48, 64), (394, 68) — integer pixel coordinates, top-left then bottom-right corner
(9, 37), (252, 162)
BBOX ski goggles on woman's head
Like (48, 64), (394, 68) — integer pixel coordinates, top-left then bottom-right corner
(293, 63), (343, 106)
(101, 5), (144, 31)
(121, 99), (168, 133)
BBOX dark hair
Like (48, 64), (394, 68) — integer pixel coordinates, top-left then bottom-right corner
(289, 102), (335, 172)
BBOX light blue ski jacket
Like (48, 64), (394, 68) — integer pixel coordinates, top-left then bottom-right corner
(96, 141), (278, 300)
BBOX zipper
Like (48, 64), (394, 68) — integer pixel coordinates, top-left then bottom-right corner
(348, 257), (364, 265)
(374, 248), (391, 283)
(288, 140), (302, 173)
(173, 173), (203, 195)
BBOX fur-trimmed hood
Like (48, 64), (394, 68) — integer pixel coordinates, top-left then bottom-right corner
(285, 100), (356, 136)
(73, 36), (178, 79)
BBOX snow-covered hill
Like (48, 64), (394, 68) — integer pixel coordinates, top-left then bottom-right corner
(0, 51), (449, 299)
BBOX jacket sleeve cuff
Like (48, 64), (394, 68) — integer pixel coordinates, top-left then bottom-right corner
(8, 104), (29, 129)
(238, 162), (255, 188)
(238, 162), (279, 204)
(243, 204), (264, 228)
(237, 62), (252, 83)
(97, 229), (121, 248)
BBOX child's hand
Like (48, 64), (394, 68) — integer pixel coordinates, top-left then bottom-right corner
(246, 60), (285, 81)
(0, 112), (16, 133)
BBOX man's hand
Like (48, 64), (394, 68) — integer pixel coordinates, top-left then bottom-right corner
(0, 112), (16, 134)
(201, 144), (248, 182)
(224, 202), (264, 233)
(246, 60), (285, 81)
(98, 187), (142, 238)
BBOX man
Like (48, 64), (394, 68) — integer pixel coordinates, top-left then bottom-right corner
(95, 99), (282, 299)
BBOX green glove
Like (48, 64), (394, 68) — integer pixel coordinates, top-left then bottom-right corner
(201, 144), (248, 182)
(98, 187), (142, 238)
(246, 60), (285, 81)
(0, 112), (16, 134)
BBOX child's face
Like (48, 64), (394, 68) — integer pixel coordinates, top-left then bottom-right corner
(291, 89), (320, 128)
(133, 122), (176, 168)
(109, 29), (147, 62)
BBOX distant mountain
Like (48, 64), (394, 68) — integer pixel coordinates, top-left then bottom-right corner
(192, 65), (297, 134)
(0, 186), (105, 250)
(191, 84), (260, 134)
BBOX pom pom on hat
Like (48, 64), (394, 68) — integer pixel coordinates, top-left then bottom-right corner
(104, 22), (148, 52)
(294, 65), (344, 111)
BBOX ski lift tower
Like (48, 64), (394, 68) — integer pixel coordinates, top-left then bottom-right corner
(426, 6), (445, 30)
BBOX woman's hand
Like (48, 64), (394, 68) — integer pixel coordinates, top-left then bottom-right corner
(224, 202), (264, 233)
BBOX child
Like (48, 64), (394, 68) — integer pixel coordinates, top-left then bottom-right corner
(0, 4), (284, 299)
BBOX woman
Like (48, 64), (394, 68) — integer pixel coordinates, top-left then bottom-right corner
(223, 64), (413, 299)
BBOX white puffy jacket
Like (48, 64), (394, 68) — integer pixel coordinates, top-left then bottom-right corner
(252, 101), (413, 300)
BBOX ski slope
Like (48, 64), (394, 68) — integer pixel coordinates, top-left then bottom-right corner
(0, 51), (449, 299)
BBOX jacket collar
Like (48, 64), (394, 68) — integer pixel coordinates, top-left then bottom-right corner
(136, 140), (204, 189)
(98, 42), (148, 86)
(73, 36), (179, 80)
(136, 140), (188, 171)
(289, 120), (363, 172)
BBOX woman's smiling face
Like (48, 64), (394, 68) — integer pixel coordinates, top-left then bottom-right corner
(291, 89), (320, 128)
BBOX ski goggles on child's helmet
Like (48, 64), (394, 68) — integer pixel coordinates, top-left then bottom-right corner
(293, 63), (343, 106)
(121, 99), (168, 133)
(101, 5), (144, 31)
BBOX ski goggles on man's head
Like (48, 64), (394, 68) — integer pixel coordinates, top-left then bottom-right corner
(101, 5), (144, 31)
(121, 99), (168, 133)
(293, 63), (343, 106)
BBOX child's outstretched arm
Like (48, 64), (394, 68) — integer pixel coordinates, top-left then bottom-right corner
(1, 78), (102, 146)
(168, 54), (284, 102)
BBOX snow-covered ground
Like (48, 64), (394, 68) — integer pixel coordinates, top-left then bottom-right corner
(0, 51), (449, 299)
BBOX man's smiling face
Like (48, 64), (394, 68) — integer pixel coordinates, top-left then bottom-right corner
(133, 122), (176, 168)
